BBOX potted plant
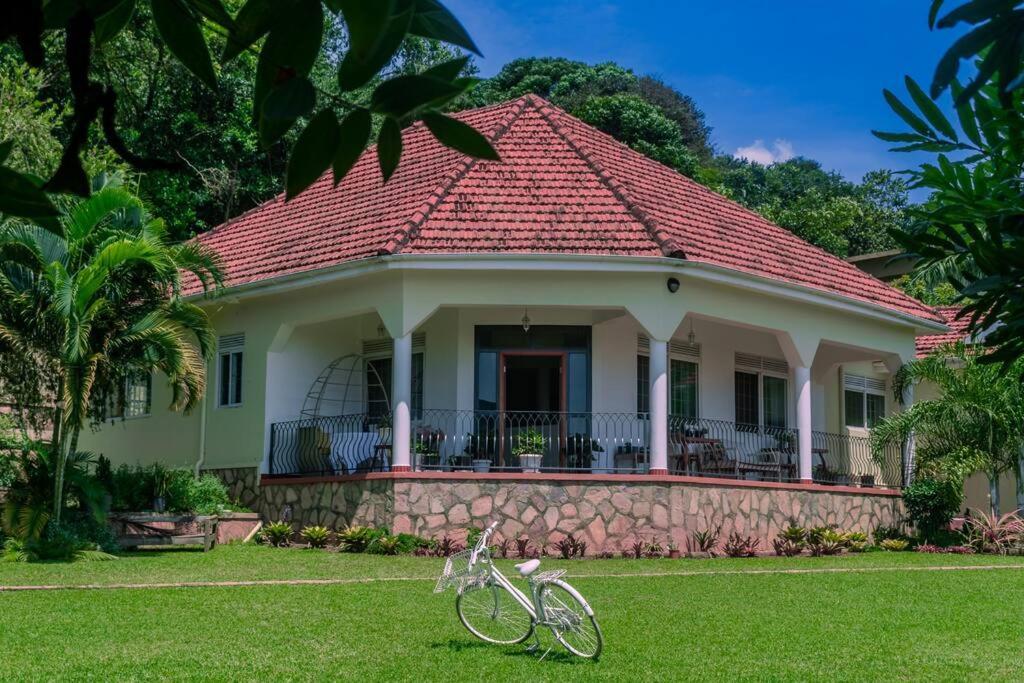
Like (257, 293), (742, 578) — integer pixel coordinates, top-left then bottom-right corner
(566, 433), (603, 472)
(667, 540), (681, 559)
(413, 426), (443, 470)
(150, 463), (169, 512)
(464, 432), (495, 473)
(512, 429), (546, 473)
(376, 413), (392, 444)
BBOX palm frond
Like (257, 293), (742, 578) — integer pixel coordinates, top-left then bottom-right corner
(63, 186), (143, 245)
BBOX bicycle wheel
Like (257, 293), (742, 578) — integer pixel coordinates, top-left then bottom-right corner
(539, 580), (603, 659)
(456, 581), (534, 645)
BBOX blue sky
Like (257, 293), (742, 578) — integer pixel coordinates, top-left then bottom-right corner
(447, 0), (964, 183)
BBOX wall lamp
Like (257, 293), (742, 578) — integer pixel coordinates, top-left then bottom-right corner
(667, 277), (680, 293)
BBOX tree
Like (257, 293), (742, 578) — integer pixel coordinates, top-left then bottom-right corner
(873, 0), (1024, 366)
(871, 343), (1024, 516)
(471, 57), (713, 167)
(0, 175), (222, 521)
(0, 0), (494, 229)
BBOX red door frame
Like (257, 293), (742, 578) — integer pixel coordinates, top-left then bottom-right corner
(498, 351), (567, 468)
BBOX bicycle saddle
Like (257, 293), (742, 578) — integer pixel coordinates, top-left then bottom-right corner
(514, 559), (541, 576)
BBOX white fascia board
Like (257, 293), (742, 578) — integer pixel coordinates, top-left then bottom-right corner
(189, 252), (949, 334)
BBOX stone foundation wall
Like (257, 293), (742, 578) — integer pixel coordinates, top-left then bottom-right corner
(252, 474), (904, 553)
(206, 467), (261, 511)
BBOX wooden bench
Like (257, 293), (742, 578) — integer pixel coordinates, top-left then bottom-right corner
(112, 514), (218, 552)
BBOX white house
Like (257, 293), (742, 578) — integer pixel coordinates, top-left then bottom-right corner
(81, 95), (947, 545)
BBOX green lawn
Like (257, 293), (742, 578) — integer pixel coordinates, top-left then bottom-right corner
(2, 547), (1023, 681)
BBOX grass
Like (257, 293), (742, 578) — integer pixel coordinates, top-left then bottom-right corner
(2, 546), (1023, 681)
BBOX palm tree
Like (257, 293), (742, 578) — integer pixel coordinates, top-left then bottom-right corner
(0, 174), (222, 521)
(871, 342), (1024, 516)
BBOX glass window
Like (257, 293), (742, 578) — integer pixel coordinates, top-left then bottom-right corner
(866, 393), (885, 427)
(477, 352), (497, 411)
(844, 390), (864, 427)
(218, 351), (243, 407)
(367, 353), (423, 420)
(636, 355), (650, 416)
(735, 371), (759, 428)
(670, 359), (698, 419)
(124, 371), (152, 418)
(763, 375), (787, 429)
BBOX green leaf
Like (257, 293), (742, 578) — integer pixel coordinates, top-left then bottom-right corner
(904, 76), (957, 141)
(950, 81), (984, 147)
(377, 117), (403, 181)
(261, 76), (316, 122)
(370, 74), (464, 117)
(337, 1), (414, 91)
(333, 109), (372, 186)
(928, 0), (945, 28)
(286, 110), (339, 200)
(222, 0), (274, 62)
(422, 55), (470, 81)
(253, 0), (324, 135)
(0, 141), (12, 165)
(151, 0), (218, 90)
(883, 89), (934, 138)
(186, 0), (234, 29)
(936, 0), (1017, 28)
(931, 22), (999, 98)
(422, 112), (499, 161)
(0, 167), (60, 229)
(94, 0), (136, 46)
(409, 0), (480, 55)
(871, 130), (930, 143)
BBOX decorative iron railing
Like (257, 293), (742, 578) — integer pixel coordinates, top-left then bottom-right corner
(267, 410), (904, 488)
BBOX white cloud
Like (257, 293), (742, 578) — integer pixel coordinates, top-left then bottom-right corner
(733, 139), (795, 165)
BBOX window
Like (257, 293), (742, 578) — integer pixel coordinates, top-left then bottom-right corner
(217, 334), (244, 407)
(366, 353), (424, 420)
(844, 374), (886, 428)
(636, 345), (699, 419)
(124, 371), (152, 418)
(733, 354), (789, 431)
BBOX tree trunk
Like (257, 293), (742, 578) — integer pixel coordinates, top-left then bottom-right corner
(989, 472), (1001, 518)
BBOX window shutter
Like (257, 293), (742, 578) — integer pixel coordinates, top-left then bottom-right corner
(637, 335), (700, 360)
(219, 333), (244, 351)
(735, 352), (788, 374)
(844, 373), (886, 394)
(362, 332), (426, 357)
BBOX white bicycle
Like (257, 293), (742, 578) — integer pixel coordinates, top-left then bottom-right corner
(435, 521), (603, 659)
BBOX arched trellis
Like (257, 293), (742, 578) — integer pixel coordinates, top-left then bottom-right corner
(300, 354), (390, 420)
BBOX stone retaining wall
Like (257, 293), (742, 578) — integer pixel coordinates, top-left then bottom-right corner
(240, 473), (904, 554)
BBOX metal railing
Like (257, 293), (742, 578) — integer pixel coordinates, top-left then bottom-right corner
(267, 410), (904, 487)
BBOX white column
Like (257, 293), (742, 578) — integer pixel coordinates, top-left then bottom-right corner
(391, 333), (413, 472)
(649, 339), (669, 475)
(795, 365), (812, 482)
(901, 382), (915, 487)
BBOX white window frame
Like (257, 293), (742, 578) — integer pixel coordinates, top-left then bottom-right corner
(734, 353), (790, 429)
(362, 334), (425, 420)
(217, 334), (244, 408)
(123, 371), (152, 419)
(636, 336), (701, 419)
(843, 373), (886, 429)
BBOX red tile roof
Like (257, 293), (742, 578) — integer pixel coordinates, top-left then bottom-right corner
(187, 95), (942, 324)
(915, 306), (972, 356)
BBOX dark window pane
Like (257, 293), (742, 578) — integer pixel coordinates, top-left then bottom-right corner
(231, 352), (243, 405)
(735, 371), (758, 428)
(367, 357), (392, 419)
(219, 353), (230, 406)
(412, 353), (423, 419)
(670, 359), (697, 419)
(477, 352), (497, 411)
(637, 355), (650, 416)
(763, 376), (787, 429)
(845, 390), (865, 427)
(866, 393), (885, 427)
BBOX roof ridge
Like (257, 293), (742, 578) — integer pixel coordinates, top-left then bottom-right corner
(377, 98), (532, 256)
(526, 96), (686, 260)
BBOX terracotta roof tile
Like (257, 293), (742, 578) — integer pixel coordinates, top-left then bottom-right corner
(915, 306), (972, 357)
(185, 95), (942, 324)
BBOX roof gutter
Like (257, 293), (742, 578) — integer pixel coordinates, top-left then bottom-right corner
(187, 252), (949, 334)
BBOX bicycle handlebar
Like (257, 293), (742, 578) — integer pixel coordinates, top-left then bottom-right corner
(469, 521), (500, 566)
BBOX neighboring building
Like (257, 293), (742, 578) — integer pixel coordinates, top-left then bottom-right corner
(80, 95), (948, 550)
(845, 249), (911, 283)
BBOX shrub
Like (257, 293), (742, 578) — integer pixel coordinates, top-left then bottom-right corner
(644, 537), (664, 559)
(514, 537), (534, 559)
(433, 535), (464, 557)
(872, 524), (908, 545)
(842, 531), (869, 553)
(808, 529), (845, 556)
(723, 533), (759, 558)
(629, 539), (646, 559)
(395, 533), (432, 554)
(772, 538), (803, 557)
(336, 525), (386, 553)
(880, 538), (910, 552)
(465, 525), (483, 549)
(3, 520), (117, 563)
(902, 478), (963, 542)
(495, 537), (511, 558)
(915, 543), (942, 553)
(551, 534), (586, 559)
(300, 525), (331, 548)
(172, 473), (232, 515)
(511, 429), (546, 457)
(960, 509), (1024, 554)
(688, 525), (721, 555)
(368, 534), (401, 555)
(263, 521), (293, 547)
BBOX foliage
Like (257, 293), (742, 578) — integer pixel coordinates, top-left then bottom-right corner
(871, 343), (1024, 515)
(688, 525), (721, 555)
(873, 0), (1024, 366)
(511, 429), (546, 457)
(842, 531), (870, 553)
(808, 529), (846, 556)
(548, 534), (585, 559)
(299, 525), (330, 548)
(880, 538), (910, 552)
(2, 448), (105, 541)
(3, 517), (118, 563)
(432, 534), (463, 557)
(262, 521), (293, 548)
(890, 274), (959, 306)
(336, 525), (385, 553)
(103, 464), (234, 514)
(465, 525), (482, 548)
(394, 532), (432, 554)
(773, 524), (807, 556)
(514, 537), (535, 559)
(0, 0), (492, 228)
(0, 414), (34, 489)
(902, 477), (964, 541)
(960, 509), (1024, 554)
(367, 534), (401, 555)
(723, 532), (760, 558)
(872, 525), (909, 545)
